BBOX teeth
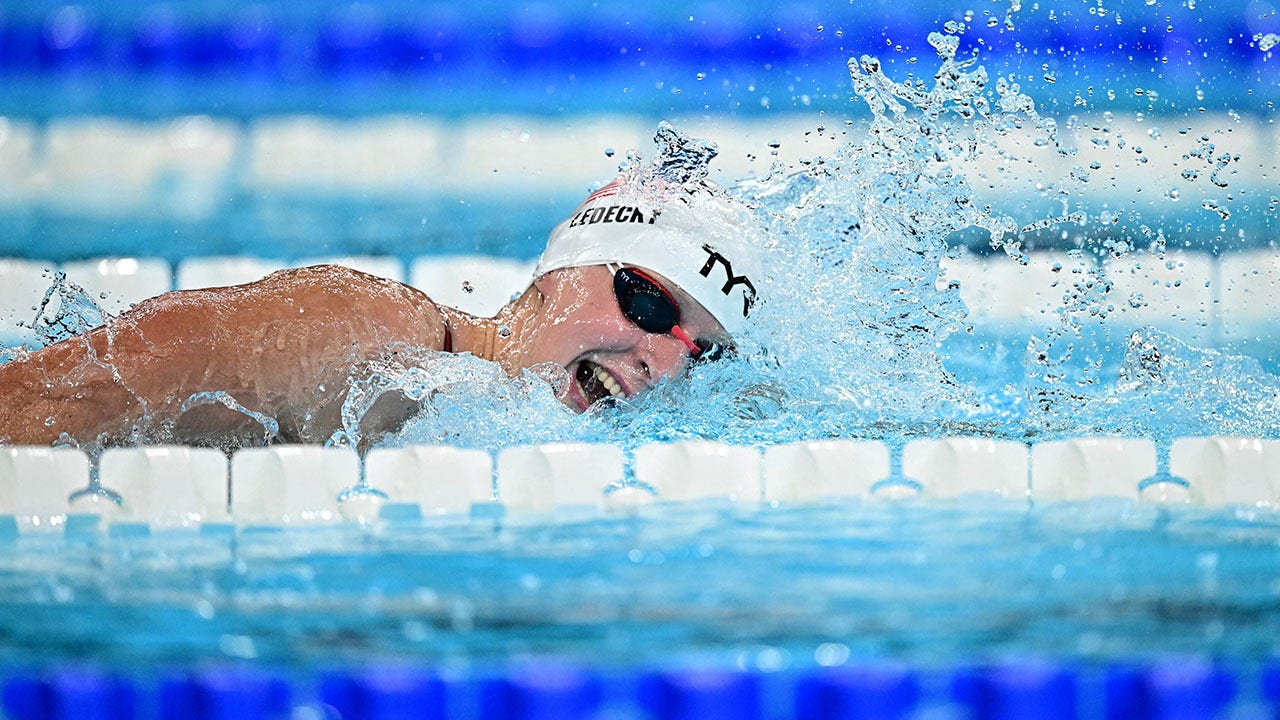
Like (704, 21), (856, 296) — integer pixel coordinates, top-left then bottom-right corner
(593, 366), (625, 399)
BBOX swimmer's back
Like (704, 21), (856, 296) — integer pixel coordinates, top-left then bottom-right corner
(0, 264), (450, 446)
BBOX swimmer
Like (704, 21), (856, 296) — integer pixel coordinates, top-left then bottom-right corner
(0, 177), (760, 449)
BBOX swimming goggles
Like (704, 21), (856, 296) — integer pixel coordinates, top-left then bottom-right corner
(611, 266), (730, 362)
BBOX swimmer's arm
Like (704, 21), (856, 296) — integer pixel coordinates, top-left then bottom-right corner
(0, 265), (448, 446)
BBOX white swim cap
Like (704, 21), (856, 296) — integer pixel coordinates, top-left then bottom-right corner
(535, 178), (762, 335)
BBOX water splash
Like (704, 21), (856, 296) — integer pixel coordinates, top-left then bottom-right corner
(375, 18), (1278, 450)
(180, 391), (280, 444)
(376, 352), (583, 450)
(24, 270), (112, 347)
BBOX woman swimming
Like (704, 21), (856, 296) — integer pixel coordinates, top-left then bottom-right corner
(0, 177), (761, 449)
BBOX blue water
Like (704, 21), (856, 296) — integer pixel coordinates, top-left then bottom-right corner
(4, 500), (1279, 671)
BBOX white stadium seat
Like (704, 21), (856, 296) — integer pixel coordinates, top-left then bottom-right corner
(0, 258), (56, 342)
(176, 256), (285, 290)
(1103, 252), (1214, 343)
(409, 255), (534, 317)
(59, 257), (172, 315)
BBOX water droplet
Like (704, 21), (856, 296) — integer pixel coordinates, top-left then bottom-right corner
(604, 147), (615, 157)
(462, 281), (474, 294)
(43, 416), (55, 427)
(497, 324), (512, 338)
(695, 72), (706, 80)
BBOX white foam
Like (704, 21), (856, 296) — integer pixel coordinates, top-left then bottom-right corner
(364, 445), (493, 517)
(497, 443), (623, 515)
(0, 118), (39, 205)
(902, 438), (1029, 498)
(1030, 438), (1156, 500)
(99, 446), (230, 528)
(632, 441), (761, 503)
(230, 446), (360, 525)
(409, 255), (534, 317)
(762, 440), (892, 501)
(0, 446), (89, 532)
(1169, 436), (1280, 508)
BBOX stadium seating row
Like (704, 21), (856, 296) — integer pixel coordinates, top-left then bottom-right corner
(4, 248), (1280, 340)
(0, 114), (1272, 216)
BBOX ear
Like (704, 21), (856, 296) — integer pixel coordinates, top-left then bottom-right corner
(531, 270), (557, 295)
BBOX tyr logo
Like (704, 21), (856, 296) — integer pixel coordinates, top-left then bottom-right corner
(699, 244), (757, 317)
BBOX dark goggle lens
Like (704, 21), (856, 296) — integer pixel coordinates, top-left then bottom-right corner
(614, 267), (732, 362)
(614, 268), (679, 333)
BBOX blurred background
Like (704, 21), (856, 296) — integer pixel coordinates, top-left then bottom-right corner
(0, 0), (1273, 264)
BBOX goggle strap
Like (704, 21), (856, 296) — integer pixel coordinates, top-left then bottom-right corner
(669, 324), (702, 355)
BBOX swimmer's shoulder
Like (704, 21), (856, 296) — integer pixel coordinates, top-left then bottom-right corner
(291, 264), (450, 348)
(173, 264), (451, 351)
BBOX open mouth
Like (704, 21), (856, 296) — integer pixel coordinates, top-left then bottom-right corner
(574, 360), (626, 407)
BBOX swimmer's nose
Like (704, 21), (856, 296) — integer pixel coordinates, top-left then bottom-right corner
(637, 331), (697, 381)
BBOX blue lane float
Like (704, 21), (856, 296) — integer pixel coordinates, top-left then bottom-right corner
(0, 0), (1270, 116)
(321, 667), (446, 720)
(160, 669), (292, 720)
(1, 662), (1277, 719)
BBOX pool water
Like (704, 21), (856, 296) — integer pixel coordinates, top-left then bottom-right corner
(5, 499), (1280, 670)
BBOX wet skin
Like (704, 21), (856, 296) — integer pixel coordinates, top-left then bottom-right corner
(0, 264), (727, 448)
(476, 264), (730, 412)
